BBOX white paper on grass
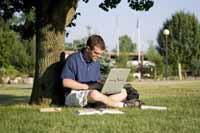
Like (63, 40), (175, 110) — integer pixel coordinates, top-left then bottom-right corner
(141, 105), (167, 110)
(76, 108), (124, 115)
(40, 107), (62, 112)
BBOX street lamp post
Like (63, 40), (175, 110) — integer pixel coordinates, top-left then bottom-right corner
(163, 29), (170, 80)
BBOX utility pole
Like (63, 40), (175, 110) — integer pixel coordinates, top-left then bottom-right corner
(163, 29), (170, 80)
(115, 15), (119, 57)
(137, 19), (141, 80)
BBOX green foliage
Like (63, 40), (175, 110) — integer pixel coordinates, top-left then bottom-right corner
(1, 0), (154, 40)
(146, 41), (163, 77)
(190, 57), (200, 76)
(114, 35), (137, 80)
(98, 0), (154, 12)
(65, 37), (87, 51)
(0, 17), (35, 76)
(64, 42), (74, 51)
(157, 11), (200, 75)
(114, 35), (136, 67)
(0, 0), (154, 73)
(12, 9), (36, 39)
(99, 52), (111, 75)
(73, 38), (87, 50)
(0, 0), (36, 39)
(0, 18), (21, 68)
(19, 39), (35, 75)
(0, 65), (20, 77)
(119, 35), (136, 53)
(115, 53), (129, 68)
(127, 66), (136, 82)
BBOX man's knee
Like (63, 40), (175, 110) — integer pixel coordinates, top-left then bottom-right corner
(88, 90), (102, 101)
(121, 88), (128, 98)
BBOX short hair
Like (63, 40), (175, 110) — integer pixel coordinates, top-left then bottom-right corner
(86, 35), (106, 50)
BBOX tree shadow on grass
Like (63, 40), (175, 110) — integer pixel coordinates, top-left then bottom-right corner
(0, 94), (30, 105)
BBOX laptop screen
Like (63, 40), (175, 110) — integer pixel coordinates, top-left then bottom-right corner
(101, 68), (130, 94)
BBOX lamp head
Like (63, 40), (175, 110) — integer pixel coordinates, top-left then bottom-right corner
(163, 29), (170, 36)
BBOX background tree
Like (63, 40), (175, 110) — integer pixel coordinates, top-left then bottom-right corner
(119, 35), (136, 53)
(190, 58), (200, 78)
(114, 35), (137, 81)
(0, 17), (34, 76)
(115, 34), (137, 67)
(157, 11), (200, 79)
(64, 39), (86, 51)
(20, 39), (35, 75)
(145, 41), (163, 79)
(0, 18), (20, 68)
(0, 0), (154, 105)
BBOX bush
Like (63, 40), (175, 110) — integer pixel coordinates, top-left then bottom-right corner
(100, 52), (111, 75)
(115, 52), (129, 68)
(127, 66), (136, 82)
(0, 17), (35, 76)
(0, 66), (20, 77)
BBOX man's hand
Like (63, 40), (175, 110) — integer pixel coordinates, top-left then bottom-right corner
(82, 84), (89, 90)
(63, 79), (90, 90)
(88, 83), (102, 90)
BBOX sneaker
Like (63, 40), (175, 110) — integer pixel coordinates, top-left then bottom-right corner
(86, 102), (107, 108)
(123, 99), (144, 108)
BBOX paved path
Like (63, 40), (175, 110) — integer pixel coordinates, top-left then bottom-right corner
(0, 84), (32, 88)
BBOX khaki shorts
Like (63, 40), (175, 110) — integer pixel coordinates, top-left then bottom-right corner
(65, 90), (90, 107)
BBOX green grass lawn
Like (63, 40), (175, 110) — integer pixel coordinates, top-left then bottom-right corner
(0, 80), (200, 133)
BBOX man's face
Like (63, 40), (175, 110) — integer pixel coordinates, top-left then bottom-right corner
(88, 46), (104, 61)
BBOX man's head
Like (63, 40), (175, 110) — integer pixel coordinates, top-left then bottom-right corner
(85, 35), (106, 61)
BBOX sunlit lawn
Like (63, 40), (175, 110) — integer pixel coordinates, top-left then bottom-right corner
(0, 80), (200, 133)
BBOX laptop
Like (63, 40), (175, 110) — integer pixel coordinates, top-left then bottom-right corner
(101, 68), (130, 94)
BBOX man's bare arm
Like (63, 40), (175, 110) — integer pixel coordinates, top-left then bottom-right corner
(63, 79), (89, 90)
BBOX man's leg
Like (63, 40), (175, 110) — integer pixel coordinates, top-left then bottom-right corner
(87, 90), (124, 108)
(108, 89), (127, 102)
(65, 90), (90, 107)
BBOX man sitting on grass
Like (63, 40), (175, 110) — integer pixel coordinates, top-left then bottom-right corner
(61, 34), (142, 108)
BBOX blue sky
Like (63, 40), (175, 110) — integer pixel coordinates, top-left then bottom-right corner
(66, 0), (200, 52)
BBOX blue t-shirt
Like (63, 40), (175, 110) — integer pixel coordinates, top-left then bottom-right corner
(61, 50), (101, 84)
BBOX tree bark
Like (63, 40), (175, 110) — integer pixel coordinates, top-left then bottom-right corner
(29, 0), (78, 105)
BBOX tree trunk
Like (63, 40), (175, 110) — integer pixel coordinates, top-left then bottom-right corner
(29, 0), (78, 105)
(178, 62), (182, 80)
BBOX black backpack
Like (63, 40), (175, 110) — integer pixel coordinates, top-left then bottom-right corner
(123, 83), (139, 100)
